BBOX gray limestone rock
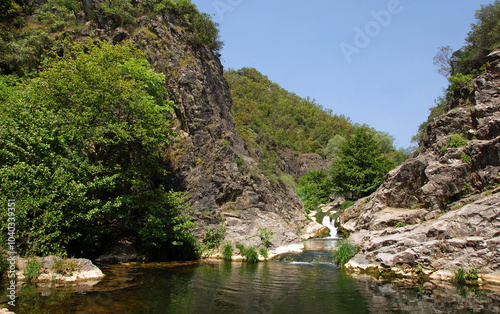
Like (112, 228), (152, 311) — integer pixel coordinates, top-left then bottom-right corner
(340, 50), (500, 277)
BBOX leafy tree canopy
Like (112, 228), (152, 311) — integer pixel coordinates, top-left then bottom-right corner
(330, 127), (393, 200)
(294, 170), (333, 213)
(0, 41), (198, 260)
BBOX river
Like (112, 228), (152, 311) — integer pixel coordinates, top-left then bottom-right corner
(2, 238), (500, 313)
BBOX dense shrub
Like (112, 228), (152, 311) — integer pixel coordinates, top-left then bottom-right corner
(202, 226), (226, 250)
(235, 244), (259, 263)
(295, 170), (333, 212)
(0, 41), (196, 260)
(243, 246), (259, 263)
(447, 134), (469, 148)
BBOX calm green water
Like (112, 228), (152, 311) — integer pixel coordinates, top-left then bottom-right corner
(2, 240), (500, 313)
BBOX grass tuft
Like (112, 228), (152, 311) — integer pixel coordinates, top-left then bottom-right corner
(332, 240), (358, 268)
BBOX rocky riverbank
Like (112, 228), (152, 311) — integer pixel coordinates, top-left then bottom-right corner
(15, 256), (104, 283)
(339, 50), (500, 283)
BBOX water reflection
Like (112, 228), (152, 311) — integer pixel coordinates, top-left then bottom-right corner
(1, 250), (500, 313)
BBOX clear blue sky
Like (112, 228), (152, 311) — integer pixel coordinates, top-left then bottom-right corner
(191, 0), (496, 149)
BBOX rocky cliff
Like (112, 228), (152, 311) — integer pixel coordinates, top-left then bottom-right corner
(339, 51), (500, 278)
(75, 5), (309, 248)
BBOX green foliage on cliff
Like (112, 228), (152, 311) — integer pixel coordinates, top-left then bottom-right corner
(451, 1), (500, 77)
(0, 0), (222, 77)
(295, 170), (333, 212)
(100, 0), (223, 51)
(415, 1), (500, 144)
(225, 68), (354, 156)
(0, 41), (197, 260)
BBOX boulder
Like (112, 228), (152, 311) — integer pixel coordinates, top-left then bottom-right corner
(96, 239), (145, 263)
(300, 221), (330, 240)
(16, 256), (104, 282)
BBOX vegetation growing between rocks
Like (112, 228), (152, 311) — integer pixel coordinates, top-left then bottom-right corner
(0, 0), (222, 77)
(52, 258), (78, 276)
(24, 259), (43, 282)
(257, 227), (274, 248)
(453, 267), (480, 285)
(415, 1), (500, 144)
(332, 240), (358, 268)
(236, 244), (259, 263)
(202, 226), (226, 251)
(259, 248), (269, 260)
(222, 242), (233, 261)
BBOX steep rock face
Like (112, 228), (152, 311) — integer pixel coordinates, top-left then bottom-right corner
(277, 149), (328, 180)
(340, 51), (500, 276)
(73, 6), (309, 248)
(132, 13), (308, 246)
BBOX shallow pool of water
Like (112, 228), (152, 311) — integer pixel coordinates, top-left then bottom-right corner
(2, 240), (500, 313)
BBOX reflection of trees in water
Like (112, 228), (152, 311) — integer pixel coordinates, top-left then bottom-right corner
(184, 262), (301, 313)
(6, 262), (500, 313)
(354, 275), (500, 313)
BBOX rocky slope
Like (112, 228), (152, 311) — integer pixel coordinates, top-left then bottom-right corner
(277, 149), (328, 180)
(76, 3), (309, 248)
(339, 51), (500, 278)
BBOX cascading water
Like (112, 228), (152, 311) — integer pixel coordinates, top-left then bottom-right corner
(275, 210), (340, 265)
(321, 214), (339, 239)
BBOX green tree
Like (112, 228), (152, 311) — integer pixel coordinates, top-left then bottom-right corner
(451, 1), (500, 76)
(330, 128), (392, 200)
(324, 135), (346, 163)
(295, 170), (333, 212)
(0, 41), (197, 259)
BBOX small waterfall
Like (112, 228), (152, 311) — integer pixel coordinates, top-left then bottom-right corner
(321, 215), (338, 239)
